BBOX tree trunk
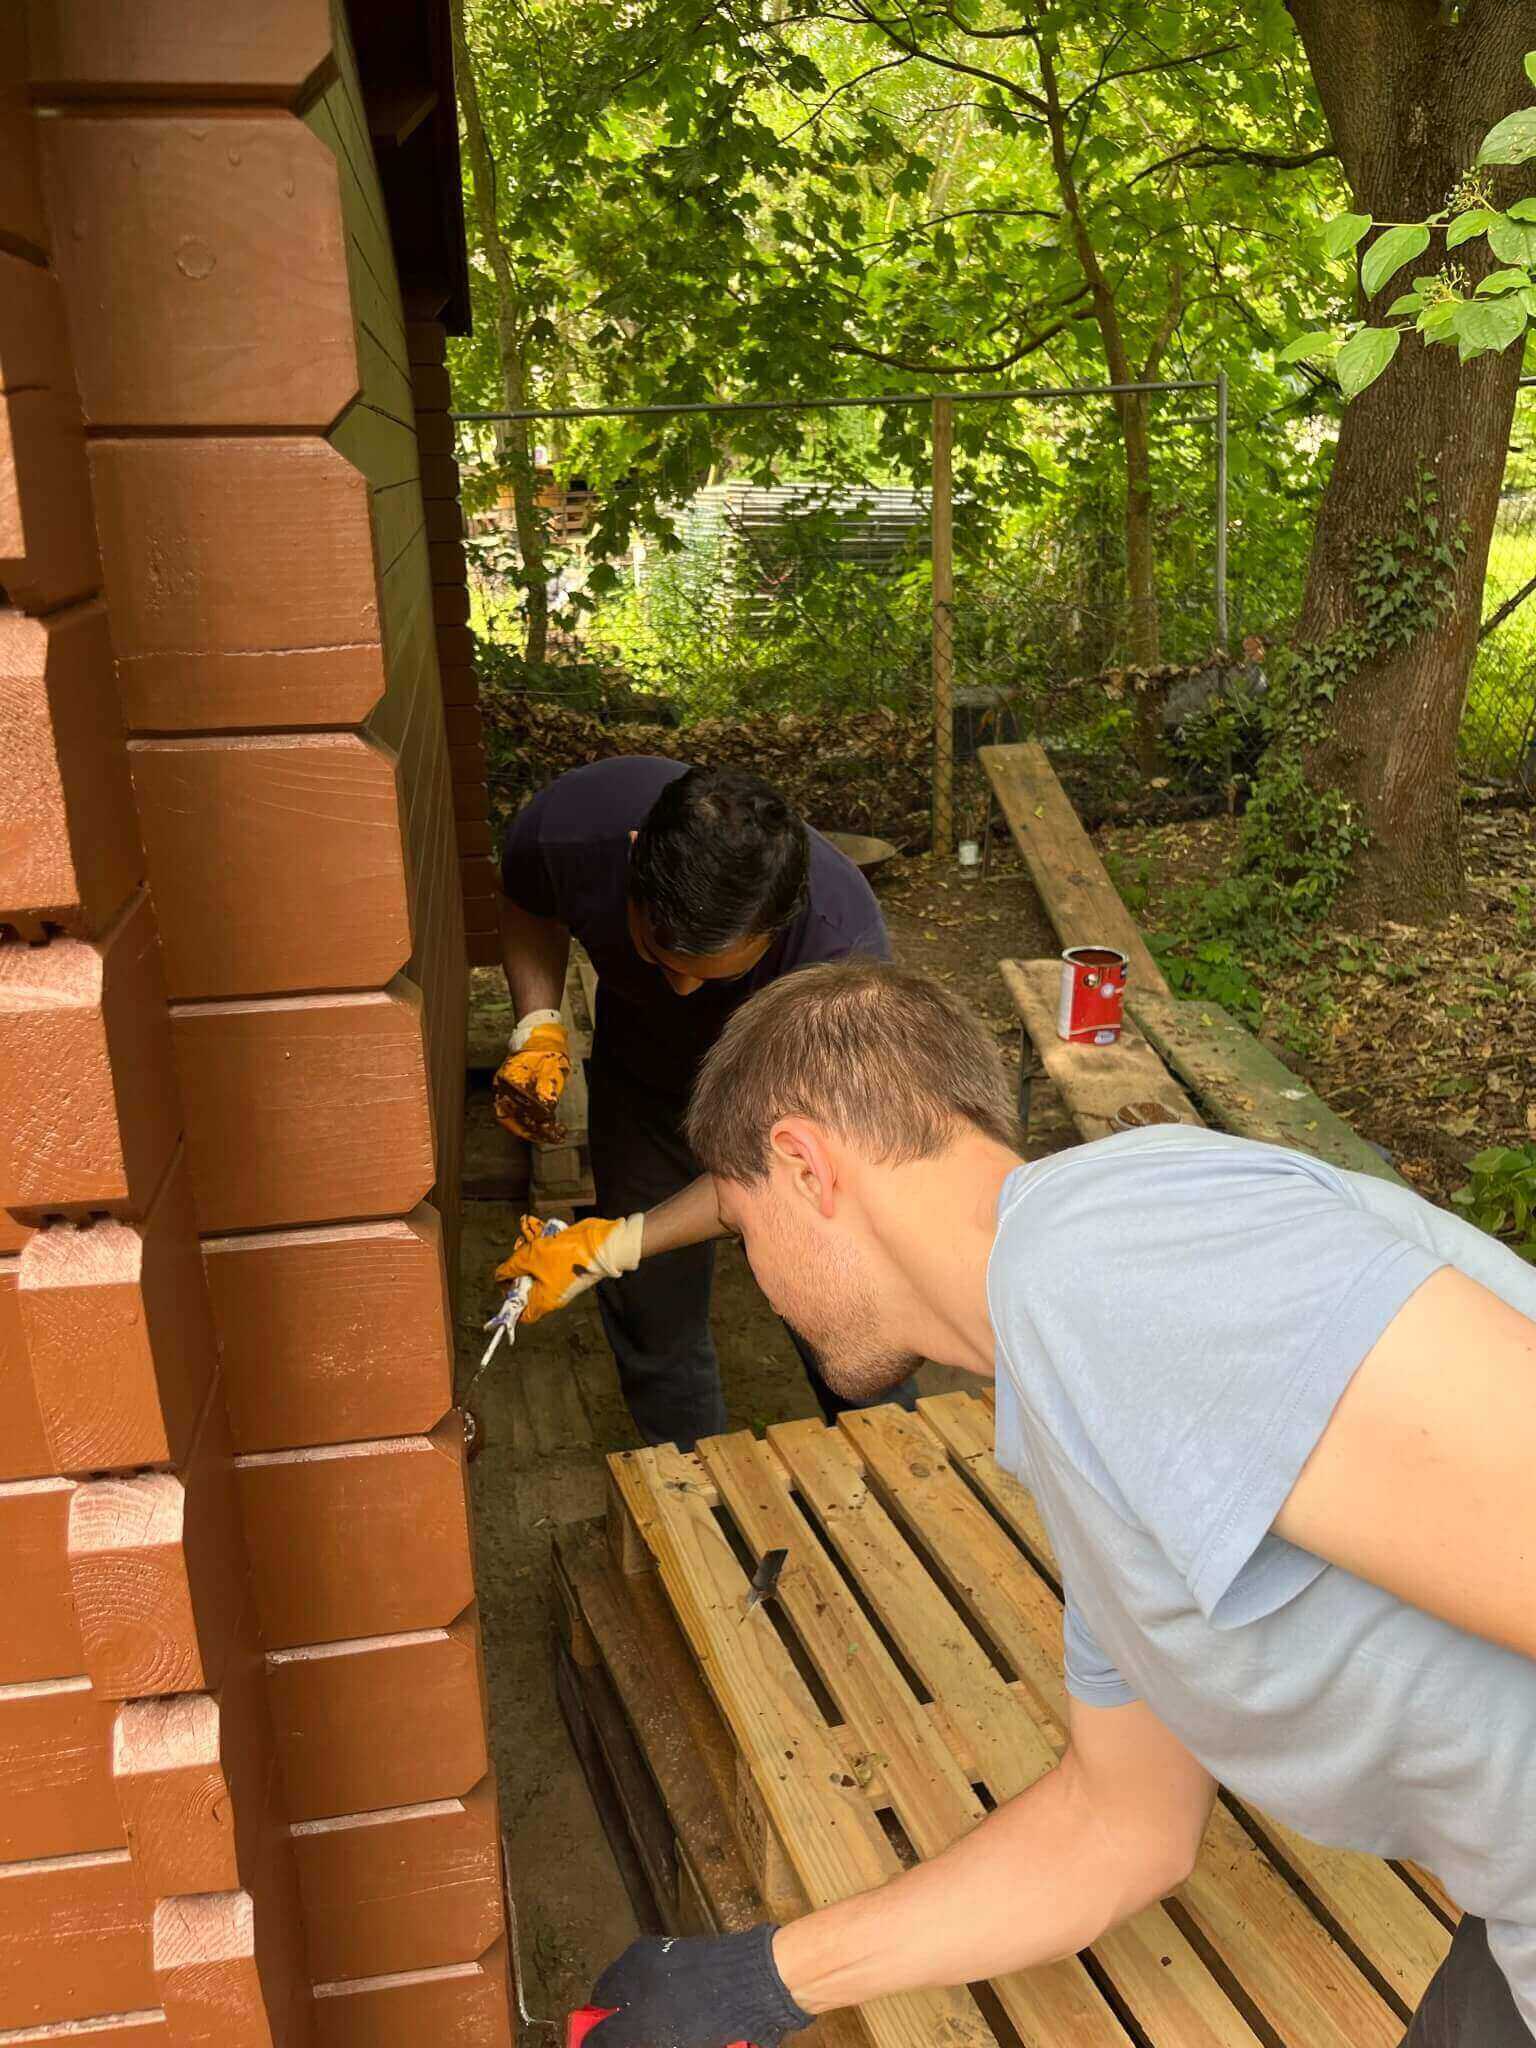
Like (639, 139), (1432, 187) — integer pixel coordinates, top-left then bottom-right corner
(1038, 38), (1162, 768)
(1286, 0), (1534, 920)
(448, 0), (550, 665)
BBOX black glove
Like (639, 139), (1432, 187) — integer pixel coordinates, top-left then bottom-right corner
(585, 1924), (814, 2047)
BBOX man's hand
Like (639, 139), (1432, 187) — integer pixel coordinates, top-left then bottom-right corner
(585, 1926), (812, 2047)
(493, 1212), (643, 1324)
(493, 1009), (571, 1142)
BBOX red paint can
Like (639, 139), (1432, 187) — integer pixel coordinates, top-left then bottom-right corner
(1057, 945), (1128, 1045)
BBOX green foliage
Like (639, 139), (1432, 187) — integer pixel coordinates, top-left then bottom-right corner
(1147, 934), (1264, 1020)
(1157, 471), (1466, 957)
(1451, 1144), (1536, 1261)
(453, 0), (1337, 564)
(1281, 52), (1536, 395)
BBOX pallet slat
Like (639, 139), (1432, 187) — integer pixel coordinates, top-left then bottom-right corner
(768, 1419), (1256, 2048)
(608, 1445), (996, 2048)
(917, 1393), (1448, 2013)
(840, 1404), (1409, 2048)
(701, 1430), (1146, 2048)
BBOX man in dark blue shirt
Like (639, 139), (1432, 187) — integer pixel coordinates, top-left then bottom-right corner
(492, 756), (897, 1447)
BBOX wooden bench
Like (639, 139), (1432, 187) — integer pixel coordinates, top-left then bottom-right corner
(1002, 959), (1198, 1141)
(1130, 991), (1405, 1185)
(556, 1401), (1454, 2048)
(982, 742), (1403, 1181)
(979, 740), (1169, 996)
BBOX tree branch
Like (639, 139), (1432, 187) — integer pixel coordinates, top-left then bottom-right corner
(854, 200), (1059, 248)
(1128, 140), (1336, 185)
(1480, 568), (1536, 642)
(826, 286), (1092, 372)
(844, 0), (1048, 111)
(1064, 43), (1239, 112)
(778, 54), (915, 139)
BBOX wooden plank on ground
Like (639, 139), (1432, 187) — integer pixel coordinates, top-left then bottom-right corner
(979, 742), (1168, 995)
(702, 1430), (1151, 2048)
(1128, 994), (1406, 1184)
(918, 1393), (1449, 2012)
(607, 1444), (996, 2048)
(1001, 959), (1199, 1141)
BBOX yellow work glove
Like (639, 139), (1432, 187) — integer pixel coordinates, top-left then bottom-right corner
(493, 1212), (644, 1325)
(493, 1008), (571, 1141)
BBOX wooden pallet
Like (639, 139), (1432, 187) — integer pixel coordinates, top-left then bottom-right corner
(559, 1396), (1456, 2048)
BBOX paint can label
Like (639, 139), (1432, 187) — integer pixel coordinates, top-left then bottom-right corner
(1057, 946), (1129, 1044)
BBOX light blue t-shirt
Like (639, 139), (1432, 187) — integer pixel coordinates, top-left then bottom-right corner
(989, 1124), (1536, 2034)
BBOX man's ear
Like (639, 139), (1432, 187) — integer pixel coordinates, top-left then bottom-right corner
(770, 1117), (838, 1219)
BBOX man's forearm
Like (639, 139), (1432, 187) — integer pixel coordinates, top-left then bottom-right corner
(639, 1174), (729, 1258)
(773, 1753), (1190, 2014)
(500, 892), (570, 1020)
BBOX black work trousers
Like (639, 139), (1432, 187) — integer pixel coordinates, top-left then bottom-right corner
(1401, 1916), (1531, 2046)
(585, 1055), (916, 1450)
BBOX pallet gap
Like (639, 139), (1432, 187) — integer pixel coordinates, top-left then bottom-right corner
(940, 1436), (1068, 1602)
(1221, 1795), (1416, 2025)
(710, 1505), (848, 1736)
(1390, 1859), (1459, 1932)
(1074, 1944), (1155, 2048)
(968, 1978), (1029, 2048)
(1160, 1897), (1287, 2048)
(791, 1482), (936, 1706)
(852, 1462), (1022, 1688)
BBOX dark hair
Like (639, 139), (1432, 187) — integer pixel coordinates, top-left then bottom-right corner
(686, 958), (1019, 1182)
(628, 766), (810, 956)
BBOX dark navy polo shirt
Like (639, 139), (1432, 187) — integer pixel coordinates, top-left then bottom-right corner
(500, 757), (890, 1097)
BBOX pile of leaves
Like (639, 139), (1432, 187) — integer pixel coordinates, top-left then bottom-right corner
(481, 688), (935, 846)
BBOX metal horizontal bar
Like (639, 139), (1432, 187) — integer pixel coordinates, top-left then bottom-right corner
(452, 377), (1217, 426)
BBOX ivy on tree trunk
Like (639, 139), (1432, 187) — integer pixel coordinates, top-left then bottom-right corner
(1286, 0), (1535, 921)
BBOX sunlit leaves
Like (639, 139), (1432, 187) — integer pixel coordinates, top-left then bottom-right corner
(1477, 106), (1536, 167)
(1320, 212), (1370, 258)
(1360, 223), (1430, 298)
(1334, 325), (1400, 398)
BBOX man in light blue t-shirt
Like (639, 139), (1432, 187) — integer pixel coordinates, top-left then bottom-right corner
(576, 960), (1536, 2048)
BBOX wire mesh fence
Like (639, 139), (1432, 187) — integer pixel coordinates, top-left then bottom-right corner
(1465, 379), (1536, 791)
(455, 371), (1536, 852)
(454, 379), (1227, 847)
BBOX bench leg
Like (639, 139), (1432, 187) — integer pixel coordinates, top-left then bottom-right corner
(1017, 1024), (1043, 1140)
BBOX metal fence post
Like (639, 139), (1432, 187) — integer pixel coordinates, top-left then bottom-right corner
(931, 396), (955, 856)
(1215, 368), (1230, 650)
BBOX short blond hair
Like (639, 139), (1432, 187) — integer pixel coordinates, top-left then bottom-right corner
(685, 958), (1018, 1182)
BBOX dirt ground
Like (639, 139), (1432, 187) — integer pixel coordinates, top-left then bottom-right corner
(461, 804), (1533, 2018)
